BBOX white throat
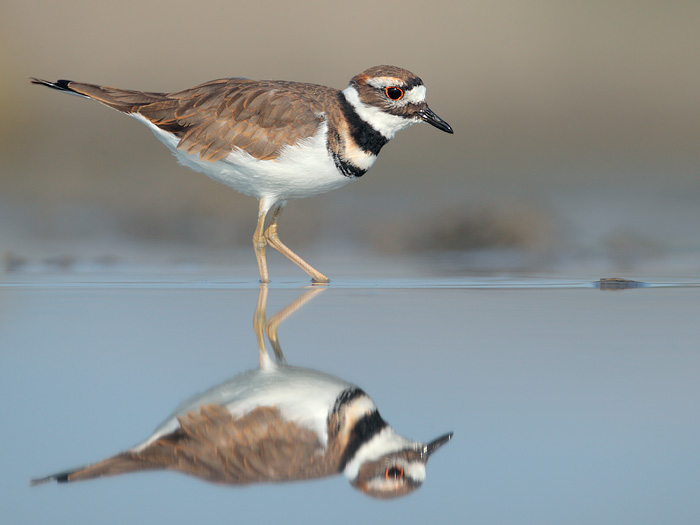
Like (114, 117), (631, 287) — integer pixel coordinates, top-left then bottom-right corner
(342, 86), (417, 140)
(343, 426), (416, 480)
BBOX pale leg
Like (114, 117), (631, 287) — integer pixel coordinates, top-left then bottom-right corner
(264, 203), (330, 284)
(252, 200), (270, 283)
(253, 283), (273, 368)
(265, 286), (326, 362)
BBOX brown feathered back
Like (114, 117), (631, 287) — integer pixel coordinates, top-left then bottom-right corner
(44, 78), (340, 162)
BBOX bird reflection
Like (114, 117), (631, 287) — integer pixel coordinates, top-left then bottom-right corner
(32, 285), (452, 499)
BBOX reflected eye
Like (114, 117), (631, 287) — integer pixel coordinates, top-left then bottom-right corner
(384, 86), (404, 100)
(385, 466), (404, 480)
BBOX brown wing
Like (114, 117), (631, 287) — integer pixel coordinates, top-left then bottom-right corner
(148, 79), (336, 161)
(32, 404), (338, 486)
(33, 77), (336, 162)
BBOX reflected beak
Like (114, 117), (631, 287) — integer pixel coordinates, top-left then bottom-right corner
(421, 431), (454, 460)
(419, 107), (454, 134)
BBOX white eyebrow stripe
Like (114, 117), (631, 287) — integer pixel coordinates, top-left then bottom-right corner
(403, 460), (426, 482)
(365, 76), (405, 88)
(402, 85), (426, 104)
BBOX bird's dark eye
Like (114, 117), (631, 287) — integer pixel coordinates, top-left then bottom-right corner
(385, 466), (404, 480)
(385, 86), (404, 100)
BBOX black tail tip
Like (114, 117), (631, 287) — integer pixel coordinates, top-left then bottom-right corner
(29, 77), (74, 92)
(30, 471), (71, 486)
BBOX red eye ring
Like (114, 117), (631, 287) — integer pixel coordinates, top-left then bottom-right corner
(385, 86), (404, 100)
(385, 466), (404, 480)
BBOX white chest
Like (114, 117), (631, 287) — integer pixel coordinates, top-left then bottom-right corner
(133, 116), (362, 202)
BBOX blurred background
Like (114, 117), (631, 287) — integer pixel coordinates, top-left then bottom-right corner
(4, 4), (700, 524)
(2, 0), (700, 276)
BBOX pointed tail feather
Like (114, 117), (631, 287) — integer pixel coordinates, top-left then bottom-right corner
(30, 77), (169, 113)
(30, 451), (159, 486)
(30, 77), (90, 99)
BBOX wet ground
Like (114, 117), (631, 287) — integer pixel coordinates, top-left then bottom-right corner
(2, 255), (700, 524)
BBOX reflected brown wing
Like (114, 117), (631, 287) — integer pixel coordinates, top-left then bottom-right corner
(152, 404), (337, 484)
(137, 79), (331, 161)
(35, 405), (337, 485)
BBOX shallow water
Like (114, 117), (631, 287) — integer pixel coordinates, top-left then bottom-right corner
(2, 267), (700, 524)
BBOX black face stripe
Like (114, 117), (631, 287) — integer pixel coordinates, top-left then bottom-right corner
(338, 410), (388, 472)
(406, 78), (424, 90)
(337, 92), (388, 156)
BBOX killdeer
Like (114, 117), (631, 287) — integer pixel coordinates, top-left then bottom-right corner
(30, 66), (453, 283)
(31, 286), (453, 498)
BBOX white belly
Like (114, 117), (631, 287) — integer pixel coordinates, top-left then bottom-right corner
(133, 115), (355, 202)
(134, 364), (354, 452)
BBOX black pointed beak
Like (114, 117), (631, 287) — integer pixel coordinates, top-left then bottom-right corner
(421, 431), (454, 460)
(419, 107), (454, 134)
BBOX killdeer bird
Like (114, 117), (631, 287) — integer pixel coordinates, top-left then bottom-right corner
(30, 66), (453, 283)
(32, 286), (453, 498)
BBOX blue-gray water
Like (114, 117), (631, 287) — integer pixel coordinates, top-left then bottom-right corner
(2, 265), (699, 524)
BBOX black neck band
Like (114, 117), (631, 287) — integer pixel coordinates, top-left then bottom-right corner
(337, 93), (388, 156)
(338, 410), (388, 472)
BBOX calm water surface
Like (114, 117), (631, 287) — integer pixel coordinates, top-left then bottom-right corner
(2, 270), (699, 524)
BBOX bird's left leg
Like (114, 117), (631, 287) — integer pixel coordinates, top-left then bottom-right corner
(252, 199), (271, 283)
(264, 203), (330, 284)
(253, 283), (274, 369)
